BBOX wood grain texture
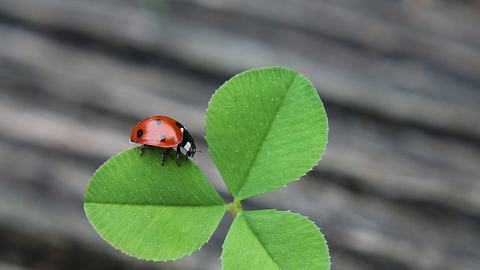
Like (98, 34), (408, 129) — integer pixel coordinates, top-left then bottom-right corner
(0, 0), (479, 269)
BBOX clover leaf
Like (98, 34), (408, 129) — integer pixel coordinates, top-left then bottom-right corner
(84, 148), (225, 260)
(206, 67), (328, 199)
(222, 210), (330, 270)
(84, 67), (330, 269)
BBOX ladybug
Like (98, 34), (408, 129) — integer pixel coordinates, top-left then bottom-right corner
(130, 115), (196, 165)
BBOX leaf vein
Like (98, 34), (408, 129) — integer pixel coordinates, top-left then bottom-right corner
(85, 202), (224, 207)
(237, 73), (298, 198)
(241, 215), (283, 270)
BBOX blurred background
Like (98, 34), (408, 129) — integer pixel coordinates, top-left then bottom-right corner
(0, 0), (479, 269)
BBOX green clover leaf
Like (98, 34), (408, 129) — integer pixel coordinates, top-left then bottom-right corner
(222, 210), (330, 270)
(84, 66), (330, 269)
(84, 148), (225, 260)
(206, 67), (328, 199)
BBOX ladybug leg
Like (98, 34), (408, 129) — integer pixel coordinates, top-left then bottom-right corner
(161, 148), (172, 166)
(175, 145), (182, 166)
(139, 145), (145, 156)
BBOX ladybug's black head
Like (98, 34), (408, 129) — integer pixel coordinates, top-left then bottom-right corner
(181, 129), (196, 158)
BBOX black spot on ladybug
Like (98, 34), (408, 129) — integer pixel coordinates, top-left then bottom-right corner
(175, 121), (184, 129)
(160, 135), (166, 142)
(155, 119), (162, 126)
(137, 129), (143, 138)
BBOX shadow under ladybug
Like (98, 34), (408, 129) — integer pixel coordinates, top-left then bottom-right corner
(130, 116), (197, 166)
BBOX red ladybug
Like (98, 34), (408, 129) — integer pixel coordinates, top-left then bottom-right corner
(130, 115), (196, 165)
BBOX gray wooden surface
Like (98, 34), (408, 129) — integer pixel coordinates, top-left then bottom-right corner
(0, 0), (479, 269)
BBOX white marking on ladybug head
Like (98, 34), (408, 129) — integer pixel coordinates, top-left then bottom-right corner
(184, 142), (191, 151)
(180, 128), (184, 132)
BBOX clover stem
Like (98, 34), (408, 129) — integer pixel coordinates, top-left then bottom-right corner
(226, 199), (243, 217)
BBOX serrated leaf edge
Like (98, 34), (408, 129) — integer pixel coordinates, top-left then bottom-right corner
(84, 204), (226, 262)
(221, 209), (331, 270)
